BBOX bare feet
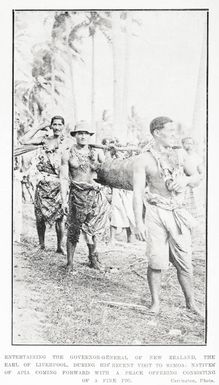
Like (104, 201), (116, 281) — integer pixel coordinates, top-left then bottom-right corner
(66, 263), (73, 272)
(148, 303), (160, 315)
(89, 252), (106, 272)
(88, 251), (106, 272)
(56, 247), (66, 255)
(186, 304), (204, 320)
(34, 245), (46, 254)
(89, 260), (105, 272)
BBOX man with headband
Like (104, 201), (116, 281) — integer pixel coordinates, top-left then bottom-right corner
(20, 115), (67, 254)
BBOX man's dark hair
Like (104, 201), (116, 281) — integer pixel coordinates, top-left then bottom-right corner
(150, 116), (173, 135)
(51, 115), (65, 125)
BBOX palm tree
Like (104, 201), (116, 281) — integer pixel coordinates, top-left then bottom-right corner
(111, 11), (141, 142)
(112, 11), (124, 141)
(89, 22), (96, 130)
(83, 11), (112, 130)
(51, 11), (90, 125)
(14, 12), (36, 138)
(14, 12), (57, 137)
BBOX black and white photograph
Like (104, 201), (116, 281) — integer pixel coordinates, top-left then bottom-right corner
(12, 8), (207, 346)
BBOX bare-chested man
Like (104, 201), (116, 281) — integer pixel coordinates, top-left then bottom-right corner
(182, 136), (204, 218)
(132, 117), (203, 316)
(20, 115), (67, 253)
(60, 121), (110, 271)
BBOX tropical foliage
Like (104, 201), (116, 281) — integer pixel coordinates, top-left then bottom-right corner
(14, 10), (143, 144)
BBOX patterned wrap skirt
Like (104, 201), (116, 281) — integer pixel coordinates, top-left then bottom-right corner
(34, 175), (64, 226)
(66, 181), (110, 244)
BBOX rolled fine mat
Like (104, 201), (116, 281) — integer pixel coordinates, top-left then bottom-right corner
(95, 156), (138, 190)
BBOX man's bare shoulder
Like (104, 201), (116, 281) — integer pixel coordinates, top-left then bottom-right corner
(133, 151), (154, 171)
(134, 150), (153, 160)
(69, 143), (76, 151)
(61, 145), (72, 163)
(61, 137), (72, 150)
(95, 148), (105, 163)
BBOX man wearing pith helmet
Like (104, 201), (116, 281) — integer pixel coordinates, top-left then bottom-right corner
(60, 120), (110, 272)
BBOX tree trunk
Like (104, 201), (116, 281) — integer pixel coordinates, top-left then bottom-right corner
(112, 12), (123, 141)
(122, 12), (131, 141)
(91, 31), (95, 131)
(67, 48), (78, 125)
(191, 26), (207, 154)
(51, 53), (56, 112)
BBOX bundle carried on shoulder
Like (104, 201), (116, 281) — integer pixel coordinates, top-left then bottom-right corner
(96, 156), (138, 191)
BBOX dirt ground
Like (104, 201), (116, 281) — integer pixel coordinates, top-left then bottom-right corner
(13, 202), (206, 346)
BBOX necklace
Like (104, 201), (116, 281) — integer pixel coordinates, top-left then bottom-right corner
(149, 147), (183, 192)
(43, 135), (64, 153)
(71, 146), (95, 172)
